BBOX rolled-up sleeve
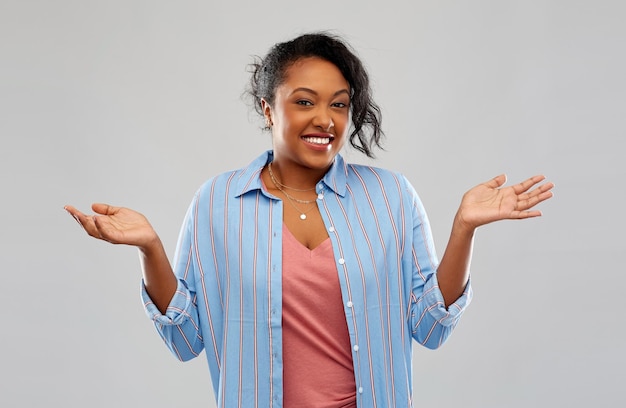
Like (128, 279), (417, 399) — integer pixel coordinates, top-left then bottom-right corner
(141, 279), (195, 326)
(404, 175), (473, 349)
(139, 194), (205, 361)
(421, 273), (472, 327)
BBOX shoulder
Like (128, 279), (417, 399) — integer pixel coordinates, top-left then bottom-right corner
(345, 163), (413, 193)
(343, 162), (425, 211)
(195, 170), (239, 198)
(195, 151), (270, 200)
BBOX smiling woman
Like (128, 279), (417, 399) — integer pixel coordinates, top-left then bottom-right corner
(262, 58), (351, 176)
(64, 32), (553, 408)
(249, 33), (383, 158)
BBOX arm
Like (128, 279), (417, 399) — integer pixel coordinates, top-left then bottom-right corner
(138, 238), (177, 314)
(436, 174), (554, 306)
(405, 178), (472, 349)
(436, 219), (474, 307)
(64, 203), (176, 313)
(66, 201), (205, 361)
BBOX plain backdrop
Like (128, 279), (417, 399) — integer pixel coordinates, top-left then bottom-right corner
(1, 1), (624, 407)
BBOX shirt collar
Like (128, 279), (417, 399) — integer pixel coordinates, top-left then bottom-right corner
(234, 150), (347, 198)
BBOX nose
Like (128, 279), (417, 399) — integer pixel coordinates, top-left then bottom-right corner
(313, 108), (334, 132)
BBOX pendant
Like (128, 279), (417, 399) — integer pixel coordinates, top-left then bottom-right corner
(300, 214), (307, 220)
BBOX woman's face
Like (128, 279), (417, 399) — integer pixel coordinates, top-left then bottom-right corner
(263, 57), (350, 174)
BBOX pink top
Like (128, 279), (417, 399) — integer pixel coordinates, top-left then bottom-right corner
(282, 224), (357, 408)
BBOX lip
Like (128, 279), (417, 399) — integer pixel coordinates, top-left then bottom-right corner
(301, 133), (335, 142)
(302, 132), (335, 139)
(301, 133), (335, 151)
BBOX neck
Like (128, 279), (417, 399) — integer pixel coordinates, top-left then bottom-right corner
(267, 160), (327, 191)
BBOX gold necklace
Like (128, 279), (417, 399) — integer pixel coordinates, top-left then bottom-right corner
(283, 193), (317, 220)
(267, 162), (316, 204)
(267, 162), (317, 192)
(268, 164), (317, 220)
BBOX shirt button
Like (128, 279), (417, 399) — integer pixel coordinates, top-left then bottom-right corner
(353, 345), (359, 352)
(338, 258), (345, 265)
(358, 387), (363, 394)
(328, 226), (335, 233)
(346, 301), (353, 308)
(318, 183), (324, 190)
(317, 193), (324, 200)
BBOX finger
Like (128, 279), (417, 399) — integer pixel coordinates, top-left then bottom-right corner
(520, 190), (554, 210)
(64, 205), (81, 218)
(512, 175), (546, 194)
(92, 203), (121, 216)
(65, 205), (121, 242)
(537, 190), (555, 204)
(515, 182), (555, 210)
(484, 174), (507, 189)
(64, 205), (89, 228)
(516, 181), (554, 202)
(92, 215), (120, 243)
(511, 210), (543, 219)
(68, 208), (103, 238)
(64, 205), (87, 218)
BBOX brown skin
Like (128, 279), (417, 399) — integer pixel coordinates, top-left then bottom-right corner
(437, 174), (554, 305)
(260, 58), (351, 250)
(65, 58), (554, 311)
(64, 203), (176, 313)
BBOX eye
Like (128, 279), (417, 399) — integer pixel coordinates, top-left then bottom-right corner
(331, 102), (349, 109)
(296, 100), (313, 106)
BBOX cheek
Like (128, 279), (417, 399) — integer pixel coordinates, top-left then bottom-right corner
(279, 110), (307, 131)
(336, 114), (350, 136)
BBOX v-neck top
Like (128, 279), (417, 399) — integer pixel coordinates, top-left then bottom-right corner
(281, 224), (357, 407)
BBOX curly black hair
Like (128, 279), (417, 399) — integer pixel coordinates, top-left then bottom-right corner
(247, 32), (384, 158)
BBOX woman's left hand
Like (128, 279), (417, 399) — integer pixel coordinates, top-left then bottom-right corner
(455, 174), (554, 231)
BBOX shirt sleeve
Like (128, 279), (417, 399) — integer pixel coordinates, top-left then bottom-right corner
(141, 278), (194, 325)
(140, 194), (205, 361)
(403, 175), (473, 349)
(421, 272), (472, 327)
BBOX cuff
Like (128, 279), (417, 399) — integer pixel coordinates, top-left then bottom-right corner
(141, 279), (193, 326)
(422, 273), (473, 327)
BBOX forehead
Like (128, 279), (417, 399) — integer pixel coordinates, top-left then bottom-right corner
(280, 57), (349, 91)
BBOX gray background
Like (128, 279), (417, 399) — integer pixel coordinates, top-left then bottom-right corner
(2, 0), (624, 407)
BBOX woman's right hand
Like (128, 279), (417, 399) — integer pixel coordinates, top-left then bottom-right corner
(64, 203), (159, 250)
(66, 203), (176, 312)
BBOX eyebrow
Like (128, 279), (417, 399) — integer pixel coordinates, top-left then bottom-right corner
(290, 87), (350, 97)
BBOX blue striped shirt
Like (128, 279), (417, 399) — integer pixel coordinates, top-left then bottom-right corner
(142, 150), (472, 407)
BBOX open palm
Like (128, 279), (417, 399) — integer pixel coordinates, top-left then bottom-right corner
(64, 203), (158, 249)
(457, 174), (554, 230)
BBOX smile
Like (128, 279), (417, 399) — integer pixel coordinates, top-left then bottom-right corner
(302, 134), (334, 145)
(303, 137), (330, 145)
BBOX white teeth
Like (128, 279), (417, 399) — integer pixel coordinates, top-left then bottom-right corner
(303, 137), (330, 145)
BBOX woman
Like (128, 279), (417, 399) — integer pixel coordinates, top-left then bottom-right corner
(65, 33), (553, 407)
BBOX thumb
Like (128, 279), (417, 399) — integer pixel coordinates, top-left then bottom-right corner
(485, 174), (507, 189)
(92, 203), (120, 216)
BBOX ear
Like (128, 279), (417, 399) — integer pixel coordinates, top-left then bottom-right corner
(261, 98), (273, 127)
